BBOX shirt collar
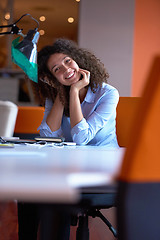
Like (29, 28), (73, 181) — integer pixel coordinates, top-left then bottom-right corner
(84, 87), (96, 103)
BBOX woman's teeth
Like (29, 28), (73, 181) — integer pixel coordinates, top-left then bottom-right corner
(66, 72), (74, 79)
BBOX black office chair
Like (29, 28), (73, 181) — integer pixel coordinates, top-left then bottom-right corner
(71, 97), (141, 240)
(71, 186), (118, 240)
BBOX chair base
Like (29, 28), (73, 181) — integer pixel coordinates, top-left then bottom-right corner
(74, 190), (118, 240)
(76, 209), (117, 240)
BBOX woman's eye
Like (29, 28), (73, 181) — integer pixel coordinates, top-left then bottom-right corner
(54, 67), (60, 73)
(66, 59), (71, 63)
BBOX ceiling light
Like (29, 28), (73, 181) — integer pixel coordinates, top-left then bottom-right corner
(4, 12), (10, 20)
(39, 29), (45, 35)
(68, 17), (74, 24)
(76, 0), (80, 2)
(39, 16), (46, 22)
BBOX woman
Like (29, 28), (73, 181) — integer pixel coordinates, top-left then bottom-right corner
(35, 38), (119, 147)
(18, 38), (119, 240)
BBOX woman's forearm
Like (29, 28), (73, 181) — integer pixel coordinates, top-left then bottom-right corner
(69, 68), (90, 129)
(69, 88), (83, 128)
(46, 95), (64, 132)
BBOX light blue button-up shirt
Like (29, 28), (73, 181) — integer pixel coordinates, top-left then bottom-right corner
(38, 83), (119, 147)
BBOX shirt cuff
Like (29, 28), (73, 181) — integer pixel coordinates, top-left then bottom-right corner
(71, 118), (89, 136)
(38, 121), (63, 137)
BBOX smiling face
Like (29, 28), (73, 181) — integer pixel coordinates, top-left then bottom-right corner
(47, 53), (81, 86)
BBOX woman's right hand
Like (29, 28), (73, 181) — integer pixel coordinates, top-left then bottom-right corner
(71, 68), (90, 92)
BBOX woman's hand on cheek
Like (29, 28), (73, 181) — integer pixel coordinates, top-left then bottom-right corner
(71, 68), (90, 91)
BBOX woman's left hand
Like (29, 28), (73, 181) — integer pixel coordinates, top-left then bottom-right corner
(71, 68), (90, 91)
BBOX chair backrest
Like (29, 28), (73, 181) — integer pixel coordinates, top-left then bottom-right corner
(116, 97), (141, 147)
(0, 101), (18, 137)
(117, 56), (160, 240)
(119, 56), (160, 182)
(14, 106), (44, 138)
(14, 98), (140, 142)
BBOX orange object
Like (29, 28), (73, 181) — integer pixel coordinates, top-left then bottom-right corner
(14, 99), (141, 144)
(116, 97), (141, 147)
(14, 106), (44, 134)
(119, 56), (160, 182)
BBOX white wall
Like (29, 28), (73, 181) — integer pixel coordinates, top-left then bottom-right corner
(78, 0), (135, 96)
(0, 78), (19, 103)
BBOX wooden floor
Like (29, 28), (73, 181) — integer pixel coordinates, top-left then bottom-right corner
(0, 202), (18, 240)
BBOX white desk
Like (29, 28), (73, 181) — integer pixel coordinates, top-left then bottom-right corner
(0, 145), (125, 204)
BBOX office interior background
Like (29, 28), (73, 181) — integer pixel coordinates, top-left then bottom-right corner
(0, 0), (160, 105)
(0, 1), (160, 240)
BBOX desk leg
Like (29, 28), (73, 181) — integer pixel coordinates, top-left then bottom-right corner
(39, 204), (71, 240)
(17, 202), (40, 240)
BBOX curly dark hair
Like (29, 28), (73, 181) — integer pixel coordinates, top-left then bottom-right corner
(32, 38), (109, 115)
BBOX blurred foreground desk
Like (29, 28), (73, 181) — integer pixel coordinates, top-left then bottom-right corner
(0, 145), (125, 204)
